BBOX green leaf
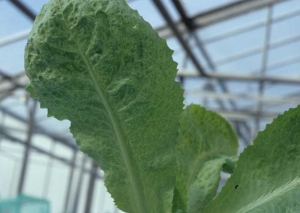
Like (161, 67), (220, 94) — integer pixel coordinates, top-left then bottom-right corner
(222, 156), (238, 174)
(24, 0), (183, 213)
(188, 157), (229, 213)
(203, 106), (300, 213)
(175, 104), (238, 213)
(172, 173), (188, 213)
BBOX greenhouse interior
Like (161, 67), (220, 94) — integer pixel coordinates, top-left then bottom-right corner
(1, 0), (300, 212)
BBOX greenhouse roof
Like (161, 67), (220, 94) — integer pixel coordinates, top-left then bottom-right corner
(1, 0), (300, 150)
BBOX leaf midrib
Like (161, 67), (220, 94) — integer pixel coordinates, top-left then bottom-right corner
(235, 177), (300, 213)
(56, 1), (148, 212)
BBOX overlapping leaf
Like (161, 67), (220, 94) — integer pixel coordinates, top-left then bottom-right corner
(203, 106), (300, 213)
(174, 105), (238, 213)
(25, 0), (183, 212)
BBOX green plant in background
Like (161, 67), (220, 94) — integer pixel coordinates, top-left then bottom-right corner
(24, 0), (300, 212)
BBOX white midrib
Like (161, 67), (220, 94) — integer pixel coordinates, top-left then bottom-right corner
(56, 1), (148, 213)
(235, 177), (300, 213)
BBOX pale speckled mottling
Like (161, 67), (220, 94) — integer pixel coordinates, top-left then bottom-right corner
(24, 0), (183, 213)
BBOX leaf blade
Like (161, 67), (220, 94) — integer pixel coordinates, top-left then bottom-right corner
(203, 106), (300, 213)
(175, 105), (238, 213)
(25, 0), (183, 212)
(188, 157), (228, 213)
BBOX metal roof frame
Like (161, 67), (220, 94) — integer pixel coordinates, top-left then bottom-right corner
(1, 0), (299, 212)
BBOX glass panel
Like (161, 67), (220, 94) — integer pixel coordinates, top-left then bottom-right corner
(268, 40), (300, 68)
(273, 0), (300, 17)
(0, 139), (24, 198)
(53, 142), (73, 160)
(0, 1), (32, 38)
(270, 15), (300, 43)
(77, 173), (89, 213)
(0, 40), (27, 75)
(199, 8), (267, 41)
(216, 53), (262, 74)
(24, 151), (49, 197)
(3, 115), (28, 142)
(46, 159), (70, 213)
(205, 28), (265, 62)
(267, 62), (300, 77)
(184, 0), (240, 17)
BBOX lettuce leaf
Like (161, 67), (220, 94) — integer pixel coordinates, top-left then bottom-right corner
(24, 0), (183, 212)
(203, 106), (300, 213)
(174, 105), (238, 213)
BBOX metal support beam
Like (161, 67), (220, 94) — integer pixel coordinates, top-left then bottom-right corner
(157, 1), (256, 142)
(8, 159), (19, 196)
(171, 1), (237, 109)
(9, 0), (36, 21)
(185, 90), (300, 105)
(0, 113), (5, 146)
(156, 3), (253, 142)
(255, 6), (273, 134)
(177, 70), (300, 84)
(0, 106), (77, 150)
(232, 121), (245, 142)
(0, 70), (26, 88)
(216, 109), (277, 121)
(193, 0), (285, 28)
(202, 7), (300, 44)
(42, 141), (56, 198)
(157, 0), (285, 38)
(171, 0), (194, 30)
(239, 90), (300, 112)
(0, 73), (76, 150)
(152, 0), (208, 76)
(84, 161), (99, 213)
(0, 128), (102, 179)
(0, 128), (70, 165)
(171, 1), (224, 109)
(0, 71), (27, 102)
(0, 29), (31, 47)
(154, 0), (297, 87)
(214, 32), (300, 66)
(17, 100), (37, 193)
(172, 7), (300, 70)
(237, 120), (252, 142)
(171, 0), (251, 143)
(4, 4), (299, 52)
(72, 155), (88, 213)
(64, 150), (78, 213)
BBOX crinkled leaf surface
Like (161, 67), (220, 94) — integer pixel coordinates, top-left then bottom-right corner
(203, 106), (300, 213)
(24, 0), (183, 212)
(174, 104), (238, 213)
